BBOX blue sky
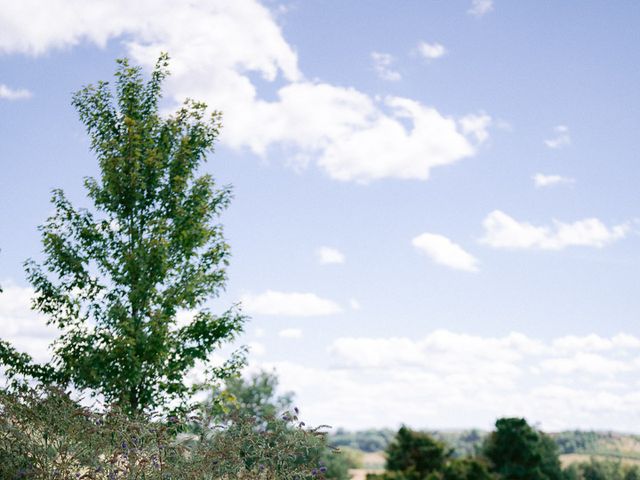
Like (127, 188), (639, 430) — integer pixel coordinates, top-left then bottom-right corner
(2, 0), (640, 431)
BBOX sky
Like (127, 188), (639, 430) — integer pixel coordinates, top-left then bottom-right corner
(1, 0), (640, 432)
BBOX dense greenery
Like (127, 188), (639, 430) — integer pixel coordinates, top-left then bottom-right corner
(0, 385), (332, 479)
(0, 54), (245, 414)
(364, 419), (640, 480)
(384, 426), (451, 478)
(207, 370), (355, 480)
(483, 418), (563, 480)
(367, 426), (495, 480)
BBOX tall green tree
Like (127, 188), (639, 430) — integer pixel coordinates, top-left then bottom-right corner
(482, 417), (563, 480)
(0, 54), (245, 413)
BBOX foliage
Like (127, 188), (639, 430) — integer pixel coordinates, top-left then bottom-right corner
(329, 427), (486, 458)
(434, 458), (496, 480)
(386, 426), (450, 478)
(563, 458), (640, 480)
(430, 430), (486, 458)
(482, 417), (563, 480)
(554, 431), (603, 455)
(208, 370), (294, 426)
(368, 426), (451, 480)
(330, 428), (396, 453)
(205, 370), (352, 480)
(0, 54), (245, 414)
(367, 427), (496, 480)
(320, 448), (359, 480)
(0, 385), (333, 479)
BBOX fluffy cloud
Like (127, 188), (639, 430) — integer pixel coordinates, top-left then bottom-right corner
(468, 0), (494, 17)
(0, 83), (31, 100)
(278, 328), (303, 339)
(544, 125), (571, 149)
(240, 290), (342, 316)
(316, 246), (345, 265)
(552, 333), (640, 353)
(255, 330), (640, 431)
(5, 279), (640, 431)
(0, 282), (56, 364)
(371, 51), (401, 81)
(480, 210), (629, 250)
(540, 353), (632, 376)
(412, 232), (479, 272)
(317, 99), (490, 182)
(0, 0), (490, 183)
(532, 173), (575, 188)
(417, 42), (447, 60)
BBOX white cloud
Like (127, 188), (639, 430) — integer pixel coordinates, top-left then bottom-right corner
(278, 328), (303, 339)
(0, 282), (56, 364)
(316, 246), (345, 265)
(468, 0), (494, 17)
(317, 98), (490, 182)
(540, 353), (631, 376)
(371, 51), (401, 81)
(552, 333), (640, 353)
(0, 83), (31, 100)
(417, 41), (447, 60)
(5, 276), (640, 432)
(459, 113), (492, 143)
(532, 173), (575, 188)
(253, 330), (640, 431)
(480, 210), (629, 250)
(412, 232), (479, 272)
(247, 341), (266, 356)
(544, 125), (571, 149)
(349, 298), (361, 310)
(0, 0), (491, 183)
(240, 290), (342, 316)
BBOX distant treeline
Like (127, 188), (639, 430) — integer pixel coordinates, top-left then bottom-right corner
(341, 420), (640, 480)
(330, 428), (640, 459)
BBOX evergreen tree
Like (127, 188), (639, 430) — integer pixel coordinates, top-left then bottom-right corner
(483, 417), (563, 480)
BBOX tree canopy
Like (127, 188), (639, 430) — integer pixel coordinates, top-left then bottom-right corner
(482, 418), (563, 480)
(0, 54), (245, 414)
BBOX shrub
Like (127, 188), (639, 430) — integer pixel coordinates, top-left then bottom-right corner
(0, 385), (332, 479)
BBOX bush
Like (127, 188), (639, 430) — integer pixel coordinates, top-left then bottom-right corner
(0, 385), (332, 479)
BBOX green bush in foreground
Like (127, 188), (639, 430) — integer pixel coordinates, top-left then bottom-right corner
(0, 385), (332, 479)
(204, 370), (352, 480)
